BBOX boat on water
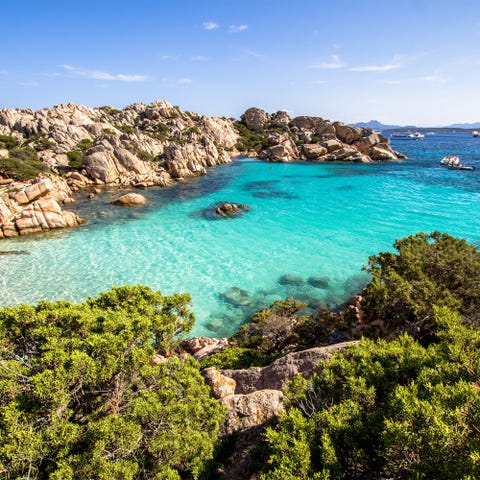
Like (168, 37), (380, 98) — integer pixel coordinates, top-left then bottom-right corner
(440, 155), (475, 171)
(391, 131), (425, 139)
(473, 130), (479, 137)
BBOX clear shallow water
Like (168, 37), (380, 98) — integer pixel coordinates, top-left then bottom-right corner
(1, 131), (480, 337)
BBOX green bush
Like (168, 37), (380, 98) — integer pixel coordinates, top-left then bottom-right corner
(0, 285), (225, 479)
(0, 146), (49, 180)
(361, 231), (480, 337)
(260, 307), (480, 480)
(201, 346), (278, 370)
(234, 121), (272, 151)
(66, 139), (93, 168)
(0, 134), (19, 150)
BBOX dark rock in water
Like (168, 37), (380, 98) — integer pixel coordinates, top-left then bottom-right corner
(193, 202), (251, 220)
(220, 287), (251, 307)
(278, 274), (305, 286)
(215, 202), (251, 218)
(336, 184), (354, 191)
(205, 318), (224, 333)
(308, 276), (330, 289)
(0, 250), (30, 256)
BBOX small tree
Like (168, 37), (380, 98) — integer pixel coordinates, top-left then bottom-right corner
(0, 285), (225, 479)
(361, 231), (480, 337)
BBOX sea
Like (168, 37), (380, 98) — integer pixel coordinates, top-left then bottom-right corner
(1, 131), (480, 337)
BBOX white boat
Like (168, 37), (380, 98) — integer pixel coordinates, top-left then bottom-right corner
(391, 131), (425, 139)
(473, 130), (479, 137)
(440, 155), (475, 171)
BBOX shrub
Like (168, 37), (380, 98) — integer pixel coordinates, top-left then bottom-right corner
(260, 307), (480, 480)
(0, 285), (225, 479)
(361, 231), (480, 337)
(0, 146), (49, 180)
(0, 134), (20, 150)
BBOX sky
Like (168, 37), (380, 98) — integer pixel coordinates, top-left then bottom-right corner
(1, 0), (480, 126)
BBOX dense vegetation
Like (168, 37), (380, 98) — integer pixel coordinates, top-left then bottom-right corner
(257, 232), (480, 479)
(0, 134), (50, 181)
(0, 285), (225, 479)
(260, 307), (480, 479)
(1, 233), (479, 479)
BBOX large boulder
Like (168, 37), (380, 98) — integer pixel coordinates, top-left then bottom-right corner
(220, 389), (284, 436)
(223, 341), (359, 394)
(241, 108), (270, 133)
(334, 123), (363, 144)
(301, 143), (328, 159)
(112, 193), (147, 206)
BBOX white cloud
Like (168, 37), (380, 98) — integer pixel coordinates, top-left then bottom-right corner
(311, 54), (346, 69)
(59, 64), (148, 82)
(309, 80), (329, 85)
(417, 74), (447, 83)
(178, 77), (192, 84)
(238, 48), (263, 58)
(229, 24), (248, 33)
(190, 55), (208, 62)
(349, 62), (402, 72)
(203, 21), (219, 30)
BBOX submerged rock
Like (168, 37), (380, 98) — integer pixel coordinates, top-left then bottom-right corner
(220, 286), (251, 307)
(278, 274), (304, 286)
(111, 192), (147, 206)
(215, 202), (250, 218)
(195, 202), (251, 220)
(308, 276), (330, 289)
(0, 250), (29, 255)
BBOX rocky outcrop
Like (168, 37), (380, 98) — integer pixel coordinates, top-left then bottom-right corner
(215, 202), (250, 218)
(0, 178), (84, 238)
(111, 192), (147, 206)
(0, 100), (239, 192)
(237, 108), (402, 163)
(199, 341), (358, 438)
(222, 341), (358, 395)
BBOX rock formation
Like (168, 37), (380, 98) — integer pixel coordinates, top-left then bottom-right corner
(0, 177), (84, 238)
(0, 99), (404, 237)
(111, 192), (147, 206)
(239, 107), (404, 163)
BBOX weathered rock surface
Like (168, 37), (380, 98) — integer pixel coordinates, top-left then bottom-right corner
(111, 192), (147, 206)
(222, 341), (358, 395)
(215, 202), (251, 218)
(0, 178), (84, 238)
(239, 108), (401, 164)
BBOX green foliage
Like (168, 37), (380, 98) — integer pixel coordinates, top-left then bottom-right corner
(0, 134), (20, 150)
(234, 121), (272, 151)
(201, 346), (277, 370)
(233, 299), (307, 354)
(0, 146), (49, 180)
(115, 125), (136, 135)
(0, 285), (225, 479)
(260, 307), (480, 479)
(22, 133), (56, 151)
(66, 138), (93, 168)
(361, 231), (480, 337)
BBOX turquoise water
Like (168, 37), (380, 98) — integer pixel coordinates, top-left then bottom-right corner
(1, 131), (480, 337)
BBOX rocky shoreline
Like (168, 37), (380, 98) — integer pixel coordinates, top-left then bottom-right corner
(0, 100), (403, 238)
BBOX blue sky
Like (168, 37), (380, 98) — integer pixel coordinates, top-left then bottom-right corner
(1, 0), (480, 126)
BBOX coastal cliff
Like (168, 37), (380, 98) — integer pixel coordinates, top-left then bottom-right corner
(0, 100), (402, 237)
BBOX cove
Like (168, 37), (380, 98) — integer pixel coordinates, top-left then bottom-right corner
(1, 132), (480, 338)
